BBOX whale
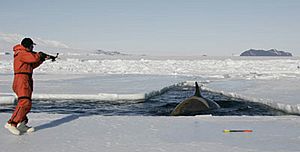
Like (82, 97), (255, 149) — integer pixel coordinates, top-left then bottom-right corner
(171, 82), (220, 116)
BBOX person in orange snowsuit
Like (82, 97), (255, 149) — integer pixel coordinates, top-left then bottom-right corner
(5, 38), (49, 135)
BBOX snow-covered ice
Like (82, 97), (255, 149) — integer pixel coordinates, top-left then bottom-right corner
(204, 78), (300, 114)
(0, 73), (189, 103)
(2, 55), (300, 79)
(1, 113), (300, 152)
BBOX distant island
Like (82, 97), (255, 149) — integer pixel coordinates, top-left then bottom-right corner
(240, 49), (293, 56)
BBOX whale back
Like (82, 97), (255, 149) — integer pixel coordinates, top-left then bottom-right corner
(171, 81), (221, 116)
(171, 96), (210, 116)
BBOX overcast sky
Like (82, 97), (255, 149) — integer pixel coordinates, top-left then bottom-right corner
(1, 0), (299, 56)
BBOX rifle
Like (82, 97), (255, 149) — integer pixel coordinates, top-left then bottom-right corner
(39, 52), (59, 62)
(46, 53), (59, 62)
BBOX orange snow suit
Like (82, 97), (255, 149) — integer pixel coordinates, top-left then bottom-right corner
(8, 44), (44, 126)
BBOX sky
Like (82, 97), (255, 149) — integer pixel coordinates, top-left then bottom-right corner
(1, 0), (300, 56)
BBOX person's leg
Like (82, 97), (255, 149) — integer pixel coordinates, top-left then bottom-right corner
(8, 98), (32, 126)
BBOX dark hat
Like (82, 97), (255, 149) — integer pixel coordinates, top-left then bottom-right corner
(21, 38), (36, 48)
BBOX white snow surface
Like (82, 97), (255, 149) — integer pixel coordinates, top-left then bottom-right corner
(1, 55), (300, 79)
(204, 78), (300, 114)
(1, 113), (300, 152)
(0, 74), (189, 103)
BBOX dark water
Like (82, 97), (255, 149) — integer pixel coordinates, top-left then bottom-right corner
(0, 86), (287, 116)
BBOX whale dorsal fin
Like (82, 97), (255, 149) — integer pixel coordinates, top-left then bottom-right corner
(194, 82), (202, 97)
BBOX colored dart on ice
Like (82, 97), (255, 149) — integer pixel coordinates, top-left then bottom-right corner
(223, 129), (253, 133)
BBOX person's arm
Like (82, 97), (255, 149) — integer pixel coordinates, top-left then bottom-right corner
(32, 59), (44, 69)
(32, 52), (50, 69)
(19, 51), (41, 63)
(20, 51), (47, 69)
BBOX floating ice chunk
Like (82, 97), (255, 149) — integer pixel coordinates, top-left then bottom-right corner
(0, 94), (16, 104)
